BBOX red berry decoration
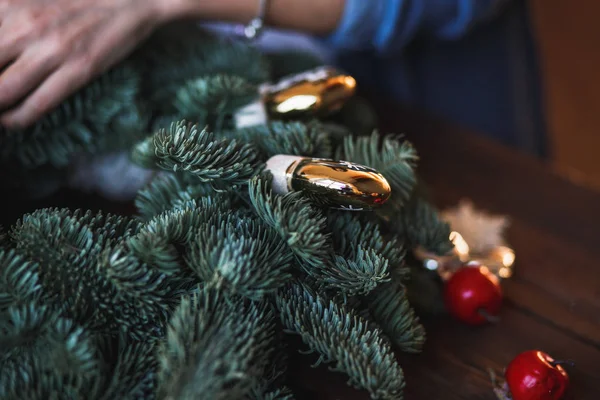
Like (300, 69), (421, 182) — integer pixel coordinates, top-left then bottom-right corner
(504, 350), (570, 400)
(444, 263), (502, 325)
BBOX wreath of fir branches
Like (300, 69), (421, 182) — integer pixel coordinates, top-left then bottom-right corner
(0, 27), (453, 400)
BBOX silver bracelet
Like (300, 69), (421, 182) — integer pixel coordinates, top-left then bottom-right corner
(242, 0), (268, 41)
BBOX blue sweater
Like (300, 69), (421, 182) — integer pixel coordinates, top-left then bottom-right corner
(324, 0), (503, 51)
(205, 0), (546, 156)
(319, 0), (546, 156)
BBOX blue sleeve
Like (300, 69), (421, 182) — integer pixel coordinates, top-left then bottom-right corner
(321, 0), (507, 54)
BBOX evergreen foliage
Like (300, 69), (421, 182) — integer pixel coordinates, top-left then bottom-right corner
(0, 27), (453, 399)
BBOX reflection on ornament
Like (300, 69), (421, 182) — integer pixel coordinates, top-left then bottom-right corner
(233, 66), (357, 129)
(261, 66), (356, 119)
(265, 154), (391, 210)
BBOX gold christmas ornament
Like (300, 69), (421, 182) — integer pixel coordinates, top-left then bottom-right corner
(234, 66), (357, 129)
(265, 155), (391, 210)
(261, 66), (357, 118)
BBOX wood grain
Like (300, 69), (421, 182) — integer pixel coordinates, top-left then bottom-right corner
(529, 0), (600, 189)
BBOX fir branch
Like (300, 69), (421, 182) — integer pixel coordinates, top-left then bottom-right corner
(99, 338), (158, 400)
(330, 248), (390, 296)
(174, 74), (259, 120)
(0, 358), (99, 400)
(14, 208), (142, 248)
(249, 175), (392, 295)
(326, 211), (415, 296)
(336, 132), (418, 206)
(157, 285), (275, 400)
(399, 197), (453, 256)
(11, 209), (99, 264)
(82, 209), (143, 246)
(126, 231), (182, 276)
(9, 209), (173, 339)
(137, 31), (269, 104)
(0, 303), (100, 394)
(0, 310), (102, 400)
(134, 172), (221, 221)
(134, 173), (188, 220)
(0, 249), (42, 310)
(327, 211), (406, 271)
(247, 331), (292, 400)
(247, 376), (294, 400)
(248, 175), (333, 279)
(128, 194), (233, 275)
(276, 282), (405, 399)
(186, 212), (293, 300)
(366, 274), (426, 354)
(96, 251), (172, 338)
(331, 293), (375, 326)
(0, 65), (144, 169)
(228, 121), (333, 160)
(247, 387), (295, 400)
(10, 208), (141, 260)
(140, 120), (259, 185)
(99, 246), (173, 304)
(172, 168), (230, 197)
(131, 134), (161, 169)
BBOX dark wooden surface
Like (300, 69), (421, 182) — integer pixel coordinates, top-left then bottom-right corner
(287, 105), (600, 399)
(2, 104), (599, 399)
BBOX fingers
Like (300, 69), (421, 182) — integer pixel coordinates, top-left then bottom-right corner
(0, 10), (159, 128)
(0, 45), (18, 71)
(0, 11), (42, 69)
(0, 60), (90, 128)
(0, 46), (60, 111)
(0, 31), (23, 70)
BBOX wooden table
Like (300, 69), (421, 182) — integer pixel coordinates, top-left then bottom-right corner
(2, 105), (599, 399)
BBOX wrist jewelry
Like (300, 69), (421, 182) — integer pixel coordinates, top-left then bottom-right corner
(242, 0), (268, 40)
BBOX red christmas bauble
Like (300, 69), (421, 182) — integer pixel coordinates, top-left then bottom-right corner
(505, 350), (569, 400)
(443, 264), (502, 325)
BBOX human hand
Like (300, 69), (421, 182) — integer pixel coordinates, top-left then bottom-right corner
(0, 0), (170, 129)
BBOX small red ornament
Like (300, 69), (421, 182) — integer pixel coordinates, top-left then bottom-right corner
(443, 263), (502, 325)
(504, 350), (570, 400)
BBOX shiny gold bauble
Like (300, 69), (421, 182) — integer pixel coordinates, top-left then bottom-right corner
(261, 66), (356, 118)
(266, 155), (391, 210)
